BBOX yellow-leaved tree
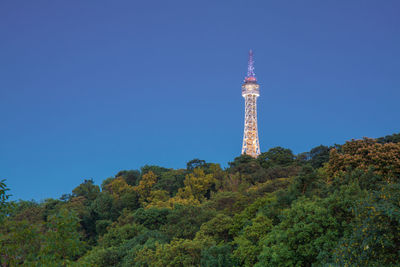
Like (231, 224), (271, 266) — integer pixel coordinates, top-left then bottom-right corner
(328, 138), (400, 183)
(169, 168), (216, 206)
(133, 171), (157, 204)
(104, 177), (135, 199)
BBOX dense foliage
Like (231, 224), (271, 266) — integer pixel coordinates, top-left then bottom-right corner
(1, 133), (400, 266)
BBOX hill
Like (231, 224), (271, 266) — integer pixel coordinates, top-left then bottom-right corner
(1, 133), (400, 266)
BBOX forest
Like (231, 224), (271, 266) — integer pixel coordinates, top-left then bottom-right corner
(1, 133), (400, 266)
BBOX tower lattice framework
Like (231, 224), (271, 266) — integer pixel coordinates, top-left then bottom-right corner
(241, 50), (261, 157)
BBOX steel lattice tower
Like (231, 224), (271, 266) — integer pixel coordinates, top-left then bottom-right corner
(241, 50), (261, 157)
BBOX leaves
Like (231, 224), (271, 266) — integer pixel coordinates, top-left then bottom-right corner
(328, 138), (400, 183)
(2, 133), (400, 266)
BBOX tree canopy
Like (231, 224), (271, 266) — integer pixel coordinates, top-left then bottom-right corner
(1, 133), (400, 266)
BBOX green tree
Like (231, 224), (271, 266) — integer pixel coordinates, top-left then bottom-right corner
(233, 214), (272, 266)
(39, 208), (86, 265)
(116, 169), (141, 186)
(132, 207), (170, 230)
(120, 229), (169, 267)
(162, 205), (216, 239)
(377, 132), (400, 144)
(0, 219), (42, 266)
(91, 192), (118, 221)
(72, 179), (100, 204)
(308, 145), (330, 169)
(97, 223), (144, 248)
(187, 158), (207, 170)
(256, 198), (339, 267)
(79, 246), (123, 267)
(0, 179), (10, 221)
(206, 191), (248, 216)
(140, 165), (170, 177)
(258, 147), (295, 168)
(134, 238), (214, 267)
(195, 214), (234, 243)
(7, 200), (43, 223)
(228, 155), (266, 184)
(200, 244), (237, 267)
(330, 183), (400, 266)
(41, 198), (64, 222)
(290, 165), (324, 197)
(153, 169), (186, 196)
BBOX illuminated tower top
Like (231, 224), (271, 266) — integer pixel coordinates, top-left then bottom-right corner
(245, 49), (257, 83)
(242, 50), (260, 97)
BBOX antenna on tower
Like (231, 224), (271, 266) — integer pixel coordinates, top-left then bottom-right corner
(245, 49), (256, 82)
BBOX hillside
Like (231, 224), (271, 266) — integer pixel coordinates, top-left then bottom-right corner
(1, 133), (400, 266)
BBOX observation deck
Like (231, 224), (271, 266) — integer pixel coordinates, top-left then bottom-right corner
(242, 80), (260, 97)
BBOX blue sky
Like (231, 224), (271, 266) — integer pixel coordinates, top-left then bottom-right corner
(1, 0), (399, 201)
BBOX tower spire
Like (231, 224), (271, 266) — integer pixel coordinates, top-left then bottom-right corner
(245, 49), (256, 82)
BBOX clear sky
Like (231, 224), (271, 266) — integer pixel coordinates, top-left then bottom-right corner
(1, 0), (399, 201)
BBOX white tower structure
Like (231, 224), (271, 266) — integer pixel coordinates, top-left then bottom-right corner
(241, 50), (261, 157)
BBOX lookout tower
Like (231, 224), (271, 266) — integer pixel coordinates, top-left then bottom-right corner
(241, 50), (261, 157)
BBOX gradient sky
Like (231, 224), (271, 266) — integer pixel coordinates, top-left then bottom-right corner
(1, 1), (399, 201)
